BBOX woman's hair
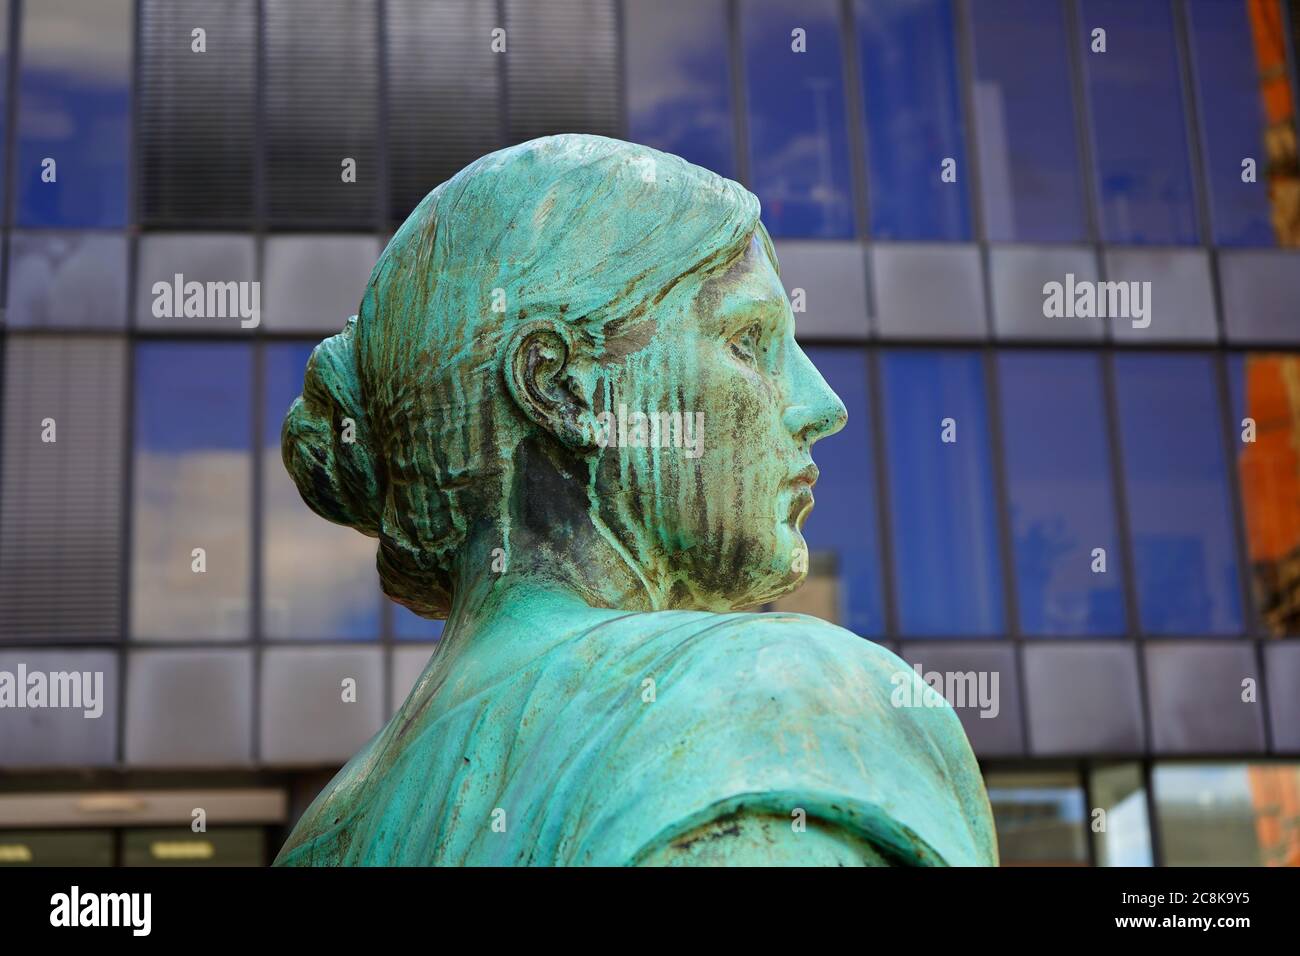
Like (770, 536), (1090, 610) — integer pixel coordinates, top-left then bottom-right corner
(282, 134), (764, 617)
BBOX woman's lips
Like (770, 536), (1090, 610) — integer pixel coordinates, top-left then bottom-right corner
(785, 463), (818, 525)
(787, 485), (815, 525)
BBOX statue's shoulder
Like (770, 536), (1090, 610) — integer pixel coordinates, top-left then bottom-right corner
(633, 609), (915, 709)
(574, 609), (997, 866)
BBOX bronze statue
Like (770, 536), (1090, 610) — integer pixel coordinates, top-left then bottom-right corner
(274, 134), (997, 866)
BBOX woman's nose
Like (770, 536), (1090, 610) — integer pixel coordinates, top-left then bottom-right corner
(783, 348), (847, 445)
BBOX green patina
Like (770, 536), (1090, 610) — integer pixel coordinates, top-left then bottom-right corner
(274, 134), (997, 866)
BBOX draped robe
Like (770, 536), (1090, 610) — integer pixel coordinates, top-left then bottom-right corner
(274, 610), (997, 866)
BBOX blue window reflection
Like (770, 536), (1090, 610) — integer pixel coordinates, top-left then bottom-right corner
(1080, 0), (1198, 244)
(743, 0), (854, 238)
(969, 0), (1086, 242)
(797, 347), (884, 636)
(881, 351), (1004, 636)
(1186, 0), (1283, 246)
(998, 352), (1125, 635)
(264, 344), (381, 641)
(626, 0), (735, 179)
(855, 0), (970, 241)
(17, 0), (131, 227)
(394, 604), (445, 641)
(132, 344), (253, 640)
(1114, 354), (1242, 635)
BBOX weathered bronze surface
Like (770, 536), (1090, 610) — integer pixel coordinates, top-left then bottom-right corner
(274, 134), (997, 866)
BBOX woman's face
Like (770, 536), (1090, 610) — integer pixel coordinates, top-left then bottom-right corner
(592, 233), (847, 610)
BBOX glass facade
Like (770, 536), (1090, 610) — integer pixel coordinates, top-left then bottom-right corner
(1080, 0), (1199, 245)
(856, 0), (971, 240)
(1, 0), (1298, 867)
(998, 352), (1124, 636)
(969, 0), (1086, 242)
(743, 0), (855, 238)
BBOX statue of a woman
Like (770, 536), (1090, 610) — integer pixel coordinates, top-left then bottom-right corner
(274, 134), (997, 866)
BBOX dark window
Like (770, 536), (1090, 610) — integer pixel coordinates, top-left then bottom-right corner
(122, 827), (265, 866)
(855, 0), (970, 240)
(625, 0), (735, 179)
(1114, 353), (1242, 635)
(386, 0), (501, 225)
(0, 830), (114, 866)
(0, 338), (126, 642)
(264, 0), (380, 229)
(743, 0), (855, 238)
(1080, 0), (1199, 244)
(969, 0), (1086, 242)
(881, 350), (1005, 636)
(998, 352), (1125, 636)
(503, 0), (620, 145)
(986, 770), (1089, 865)
(139, 0), (257, 228)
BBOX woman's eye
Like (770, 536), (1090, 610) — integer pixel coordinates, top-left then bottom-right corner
(729, 324), (762, 365)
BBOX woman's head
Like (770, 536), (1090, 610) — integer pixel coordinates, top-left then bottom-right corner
(283, 134), (845, 617)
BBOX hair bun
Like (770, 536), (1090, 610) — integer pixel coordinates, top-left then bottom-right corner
(281, 317), (383, 537)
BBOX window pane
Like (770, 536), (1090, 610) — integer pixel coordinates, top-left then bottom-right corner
(1187, 0), (1296, 247)
(139, 0), (257, 228)
(771, 347), (883, 636)
(998, 352), (1125, 635)
(387, 0), (500, 224)
(1229, 353), (1300, 635)
(17, 0), (131, 227)
(125, 649), (252, 765)
(1089, 763), (1153, 866)
(132, 343), (253, 640)
(503, 0), (620, 144)
(6, 232), (128, 329)
(261, 236), (378, 332)
(265, 0), (379, 229)
(1114, 354), (1242, 634)
(0, 336), (126, 642)
(985, 770), (1089, 865)
(260, 648), (384, 764)
(1080, 0), (1198, 244)
(0, 830), (113, 867)
(0, 650), (118, 766)
(0, 3), (9, 212)
(626, 0), (735, 178)
(1154, 763), (1300, 866)
(743, 0), (854, 238)
(122, 827), (265, 867)
(855, 0), (970, 240)
(881, 351), (1004, 635)
(264, 343), (380, 640)
(969, 0), (1085, 242)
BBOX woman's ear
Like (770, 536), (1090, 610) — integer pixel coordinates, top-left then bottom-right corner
(503, 320), (601, 449)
